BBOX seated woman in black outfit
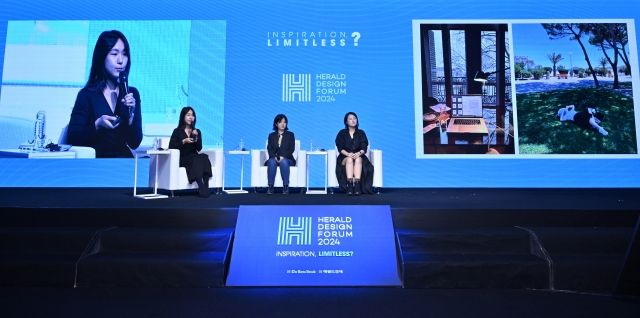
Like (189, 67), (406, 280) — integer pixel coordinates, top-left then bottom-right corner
(335, 112), (374, 195)
(266, 114), (296, 195)
(169, 106), (212, 198)
(67, 30), (142, 158)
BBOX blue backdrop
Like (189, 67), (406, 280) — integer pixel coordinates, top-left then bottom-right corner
(0, 0), (639, 188)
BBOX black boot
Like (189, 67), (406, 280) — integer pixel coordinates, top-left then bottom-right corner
(266, 184), (274, 195)
(346, 181), (353, 196)
(354, 180), (361, 196)
(196, 178), (210, 198)
(203, 177), (210, 197)
(283, 185), (289, 195)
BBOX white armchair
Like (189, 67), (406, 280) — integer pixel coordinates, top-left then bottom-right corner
(148, 137), (224, 197)
(328, 146), (383, 194)
(250, 140), (307, 192)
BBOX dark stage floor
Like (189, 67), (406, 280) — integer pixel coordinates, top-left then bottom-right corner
(3, 187), (640, 210)
(3, 187), (639, 229)
(1, 287), (639, 318)
(1, 187), (639, 317)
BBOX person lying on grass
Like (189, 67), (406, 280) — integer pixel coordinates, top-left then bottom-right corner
(557, 102), (608, 136)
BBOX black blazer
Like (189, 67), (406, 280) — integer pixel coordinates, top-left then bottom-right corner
(266, 131), (296, 166)
(169, 127), (203, 157)
(67, 86), (143, 158)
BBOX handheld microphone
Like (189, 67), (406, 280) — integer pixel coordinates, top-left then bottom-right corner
(118, 71), (133, 117)
(118, 71), (129, 95)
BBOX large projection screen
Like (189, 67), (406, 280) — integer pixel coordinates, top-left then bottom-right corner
(0, 0), (639, 188)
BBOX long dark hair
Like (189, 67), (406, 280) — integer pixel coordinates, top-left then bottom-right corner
(85, 30), (131, 91)
(272, 114), (289, 131)
(343, 112), (359, 129)
(178, 106), (197, 129)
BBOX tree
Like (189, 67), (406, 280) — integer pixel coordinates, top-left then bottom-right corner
(614, 24), (631, 75)
(542, 23), (600, 87)
(514, 56), (535, 79)
(619, 65), (630, 76)
(598, 56), (608, 76)
(449, 30), (467, 77)
(558, 65), (568, 74)
(598, 57), (607, 68)
(547, 52), (564, 76)
(598, 23), (631, 76)
(588, 23), (628, 88)
(481, 31), (498, 73)
(515, 64), (524, 79)
(479, 30), (510, 83)
(532, 69), (545, 80)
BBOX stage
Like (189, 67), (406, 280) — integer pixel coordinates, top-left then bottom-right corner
(1, 187), (639, 317)
(3, 186), (640, 211)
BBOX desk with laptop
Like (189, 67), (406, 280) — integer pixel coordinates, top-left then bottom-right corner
(444, 95), (488, 144)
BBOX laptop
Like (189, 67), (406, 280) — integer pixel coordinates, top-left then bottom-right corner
(446, 95), (489, 134)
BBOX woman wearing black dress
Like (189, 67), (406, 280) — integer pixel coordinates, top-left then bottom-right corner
(169, 106), (212, 198)
(335, 112), (374, 195)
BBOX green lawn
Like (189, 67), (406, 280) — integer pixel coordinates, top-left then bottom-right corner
(516, 87), (637, 154)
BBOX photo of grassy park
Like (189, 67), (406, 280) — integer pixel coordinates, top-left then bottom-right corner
(512, 23), (637, 154)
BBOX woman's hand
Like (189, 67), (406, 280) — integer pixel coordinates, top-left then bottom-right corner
(191, 130), (199, 142)
(182, 137), (194, 144)
(121, 93), (136, 109)
(348, 152), (362, 159)
(95, 115), (119, 130)
(121, 93), (136, 124)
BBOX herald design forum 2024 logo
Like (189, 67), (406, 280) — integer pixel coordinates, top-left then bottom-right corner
(282, 74), (311, 102)
(277, 217), (312, 245)
(282, 73), (347, 103)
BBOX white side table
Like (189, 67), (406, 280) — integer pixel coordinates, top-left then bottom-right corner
(223, 150), (250, 194)
(306, 151), (328, 194)
(134, 149), (170, 199)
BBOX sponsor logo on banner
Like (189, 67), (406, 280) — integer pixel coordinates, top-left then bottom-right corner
(277, 217), (312, 245)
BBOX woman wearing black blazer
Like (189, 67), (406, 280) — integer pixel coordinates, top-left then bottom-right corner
(168, 106), (212, 198)
(335, 112), (374, 195)
(265, 114), (296, 195)
(67, 30), (142, 158)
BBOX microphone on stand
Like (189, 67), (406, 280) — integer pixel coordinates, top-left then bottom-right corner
(118, 71), (133, 117)
(34, 111), (46, 151)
